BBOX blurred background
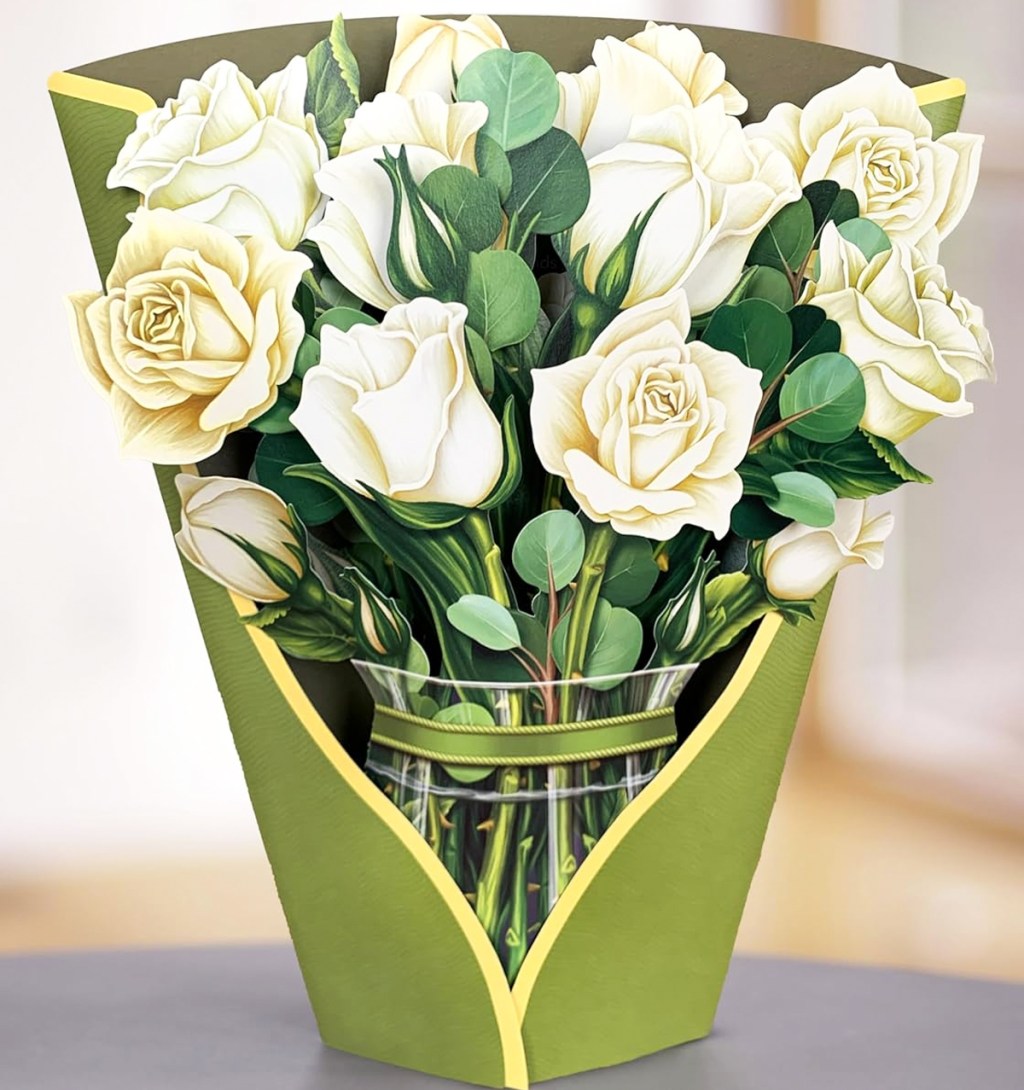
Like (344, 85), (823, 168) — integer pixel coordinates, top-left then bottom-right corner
(2, 0), (1021, 980)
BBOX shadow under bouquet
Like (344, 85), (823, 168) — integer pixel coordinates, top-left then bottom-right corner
(64, 12), (993, 988)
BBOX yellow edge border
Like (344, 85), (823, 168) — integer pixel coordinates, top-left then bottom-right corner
(510, 612), (783, 1015)
(913, 76), (966, 107)
(55, 53), (966, 1090)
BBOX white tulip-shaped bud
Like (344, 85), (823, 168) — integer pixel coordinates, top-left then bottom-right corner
(385, 14), (508, 100)
(174, 474), (306, 602)
(761, 499), (894, 601)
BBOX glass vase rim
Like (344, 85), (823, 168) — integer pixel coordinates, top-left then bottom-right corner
(351, 659), (698, 691)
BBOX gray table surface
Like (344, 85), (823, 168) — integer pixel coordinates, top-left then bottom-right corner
(1, 945), (1021, 1088)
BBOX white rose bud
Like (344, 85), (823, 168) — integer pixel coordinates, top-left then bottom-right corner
(568, 99), (800, 315)
(386, 14), (508, 100)
(107, 58), (328, 250)
(557, 22), (747, 160)
(310, 93), (488, 311)
(746, 63), (983, 258)
(762, 499), (895, 601)
(291, 298), (503, 507)
(174, 474), (306, 602)
(531, 291), (763, 540)
(804, 224), (995, 442)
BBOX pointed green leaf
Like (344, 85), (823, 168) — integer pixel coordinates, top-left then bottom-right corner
(304, 14), (360, 155)
(804, 180), (860, 236)
(747, 196), (814, 274)
(480, 398), (523, 510)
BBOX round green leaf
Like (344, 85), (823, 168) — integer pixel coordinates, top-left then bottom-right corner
(702, 299), (793, 386)
(740, 265), (794, 311)
(250, 395), (297, 435)
(475, 132), (512, 201)
(446, 595), (521, 651)
(506, 127), (590, 236)
(253, 432), (344, 526)
(766, 471), (837, 527)
(602, 538), (661, 607)
(420, 165), (503, 253)
(434, 702), (496, 726)
(313, 306), (376, 337)
(511, 510), (586, 591)
(779, 351), (866, 442)
(457, 50), (560, 150)
(465, 249), (541, 349)
(837, 217), (892, 261)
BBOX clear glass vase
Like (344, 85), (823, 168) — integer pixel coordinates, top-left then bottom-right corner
(353, 663), (697, 980)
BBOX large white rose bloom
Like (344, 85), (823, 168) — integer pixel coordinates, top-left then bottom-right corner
(762, 499), (894, 601)
(531, 291), (763, 539)
(175, 474), (305, 603)
(804, 224), (994, 442)
(66, 209), (309, 463)
(291, 298), (503, 507)
(385, 14), (508, 100)
(568, 99), (801, 315)
(557, 21), (747, 159)
(746, 63), (983, 258)
(310, 93), (488, 311)
(107, 58), (328, 250)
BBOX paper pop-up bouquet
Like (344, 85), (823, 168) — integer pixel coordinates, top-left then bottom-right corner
(51, 12), (992, 1087)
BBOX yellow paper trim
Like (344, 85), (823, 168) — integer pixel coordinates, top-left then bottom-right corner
(913, 76), (966, 107)
(510, 613), (783, 1016)
(47, 70), (157, 115)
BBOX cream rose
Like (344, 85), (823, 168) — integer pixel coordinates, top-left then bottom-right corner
(175, 474), (305, 602)
(291, 298), (503, 507)
(310, 93), (488, 311)
(386, 14), (508, 100)
(568, 100), (800, 315)
(746, 63), (982, 258)
(803, 224), (994, 442)
(531, 291), (762, 539)
(557, 21), (747, 159)
(107, 58), (328, 250)
(67, 208), (309, 463)
(762, 499), (894, 600)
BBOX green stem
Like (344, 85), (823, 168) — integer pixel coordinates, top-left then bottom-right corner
(475, 766), (521, 945)
(568, 295), (616, 360)
(463, 511), (511, 607)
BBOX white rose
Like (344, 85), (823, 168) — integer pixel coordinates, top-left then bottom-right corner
(107, 58), (328, 250)
(762, 499), (894, 600)
(309, 93), (488, 311)
(386, 14), (508, 100)
(557, 21), (747, 159)
(291, 298), (503, 507)
(66, 208), (309, 463)
(803, 224), (994, 442)
(174, 474), (305, 602)
(531, 291), (762, 539)
(746, 63), (983, 258)
(568, 99), (800, 314)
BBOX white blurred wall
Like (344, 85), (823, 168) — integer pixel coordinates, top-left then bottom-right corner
(0, 1), (788, 876)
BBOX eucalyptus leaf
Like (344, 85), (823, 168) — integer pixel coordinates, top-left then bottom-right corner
(740, 265), (794, 311)
(766, 471), (837, 527)
(747, 196), (814, 274)
(420, 165), (503, 252)
(788, 305), (842, 371)
(506, 127), (590, 237)
(804, 180), (860, 236)
(446, 594), (521, 651)
(464, 325), (495, 398)
(553, 598), (642, 688)
(512, 510), (586, 591)
(465, 249), (541, 349)
(250, 396), (297, 435)
(475, 132), (513, 201)
(703, 299), (793, 386)
(602, 538), (661, 607)
(457, 50), (560, 150)
(253, 433), (344, 526)
(779, 352), (866, 442)
(293, 334), (321, 378)
(837, 216), (892, 260)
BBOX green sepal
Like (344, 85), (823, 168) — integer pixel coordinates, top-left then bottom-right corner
(480, 398), (523, 511)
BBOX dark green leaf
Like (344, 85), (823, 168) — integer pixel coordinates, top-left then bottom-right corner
(788, 305), (842, 371)
(737, 461), (780, 500)
(254, 433), (344, 526)
(730, 496), (790, 540)
(512, 509), (586, 591)
(747, 196), (814, 274)
(457, 50), (560, 150)
(475, 132), (513, 201)
(779, 352), (866, 442)
(703, 299), (793, 385)
(837, 216), (892, 260)
(506, 127), (590, 237)
(804, 180), (859, 236)
(420, 164), (503, 252)
(766, 471), (837, 527)
(363, 484), (469, 531)
(465, 249), (541, 349)
(601, 538), (661, 607)
(447, 594), (521, 651)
